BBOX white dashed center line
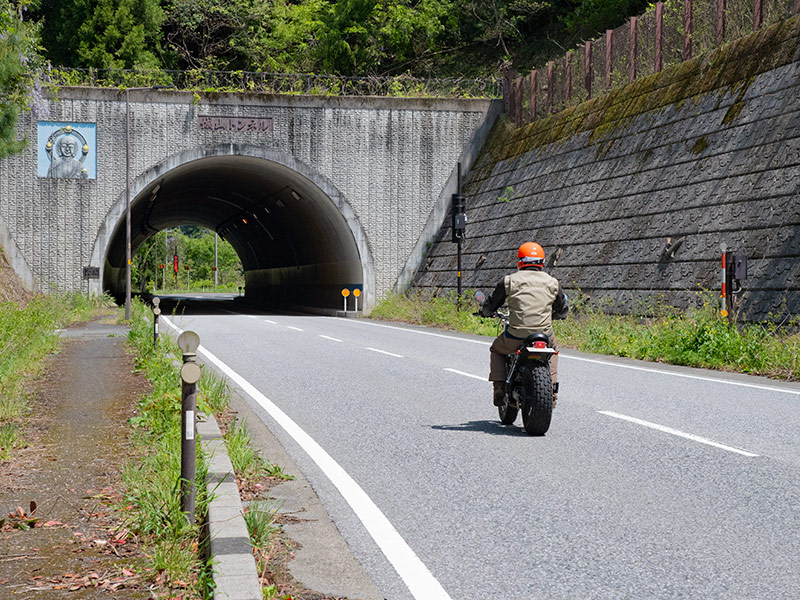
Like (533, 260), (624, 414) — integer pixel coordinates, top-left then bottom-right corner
(319, 335), (343, 342)
(444, 368), (487, 382)
(366, 347), (403, 358)
(598, 411), (760, 457)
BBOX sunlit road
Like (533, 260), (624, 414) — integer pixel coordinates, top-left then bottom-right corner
(162, 299), (800, 600)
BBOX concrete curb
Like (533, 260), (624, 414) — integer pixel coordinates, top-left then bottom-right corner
(197, 414), (262, 600)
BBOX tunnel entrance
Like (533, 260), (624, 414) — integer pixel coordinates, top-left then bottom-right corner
(100, 152), (370, 311)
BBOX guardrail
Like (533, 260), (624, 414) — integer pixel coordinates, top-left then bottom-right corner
(505, 0), (800, 124)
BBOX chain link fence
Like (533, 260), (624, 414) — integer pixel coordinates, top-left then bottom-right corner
(47, 67), (501, 99)
(507, 0), (799, 125)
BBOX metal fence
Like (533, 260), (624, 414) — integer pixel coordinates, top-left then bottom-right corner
(46, 67), (501, 99)
(506, 0), (800, 124)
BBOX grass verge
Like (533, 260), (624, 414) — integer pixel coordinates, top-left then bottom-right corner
(371, 290), (800, 381)
(126, 299), (294, 598)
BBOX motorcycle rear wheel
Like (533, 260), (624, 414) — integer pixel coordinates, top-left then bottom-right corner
(521, 365), (553, 436)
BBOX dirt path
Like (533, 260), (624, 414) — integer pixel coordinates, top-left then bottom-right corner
(0, 316), (151, 598)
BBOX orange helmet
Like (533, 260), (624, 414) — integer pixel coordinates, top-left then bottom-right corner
(517, 242), (545, 268)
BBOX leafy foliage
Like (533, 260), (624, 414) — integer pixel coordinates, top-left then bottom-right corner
(0, 1), (41, 158)
(30, 0), (655, 78)
(35, 0), (165, 69)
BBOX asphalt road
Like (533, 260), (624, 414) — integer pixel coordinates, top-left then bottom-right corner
(164, 303), (800, 600)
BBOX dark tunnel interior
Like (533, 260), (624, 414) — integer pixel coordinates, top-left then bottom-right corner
(102, 155), (365, 311)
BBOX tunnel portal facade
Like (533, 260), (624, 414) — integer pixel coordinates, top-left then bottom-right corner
(0, 87), (495, 311)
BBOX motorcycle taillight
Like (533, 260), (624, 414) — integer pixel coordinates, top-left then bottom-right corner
(533, 341), (547, 349)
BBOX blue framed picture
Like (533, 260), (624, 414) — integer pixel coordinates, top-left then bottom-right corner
(37, 122), (97, 179)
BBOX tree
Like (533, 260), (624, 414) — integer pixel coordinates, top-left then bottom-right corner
(561, 0), (649, 41)
(0, 1), (41, 158)
(35, 0), (164, 69)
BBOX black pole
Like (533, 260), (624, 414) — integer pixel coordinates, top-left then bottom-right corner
(180, 352), (201, 524)
(457, 162), (463, 305)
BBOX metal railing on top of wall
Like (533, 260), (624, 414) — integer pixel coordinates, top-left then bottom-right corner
(46, 67), (502, 99)
(504, 0), (800, 125)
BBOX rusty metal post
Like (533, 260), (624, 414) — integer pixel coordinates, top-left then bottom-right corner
(605, 29), (613, 92)
(629, 17), (638, 82)
(585, 41), (593, 99)
(565, 53), (572, 103)
(502, 67), (512, 114)
(753, 0), (763, 30)
(684, 0), (693, 61)
(530, 69), (537, 121)
(178, 331), (202, 525)
(717, 0), (727, 45)
(655, 2), (664, 73)
(546, 62), (554, 113)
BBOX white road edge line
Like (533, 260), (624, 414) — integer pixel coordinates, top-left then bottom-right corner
(572, 355), (800, 396)
(444, 368), (488, 382)
(286, 326), (304, 332)
(263, 319), (277, 324)
(365, 347), (403, 358)
(161, 317), (451, 600)
(598, 411), (760, 457)
(319, 335), (343, 342)
(339, 319), (800, 396)
(338, 318), (491, 345)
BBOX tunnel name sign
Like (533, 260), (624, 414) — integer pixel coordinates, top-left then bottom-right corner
(198, 116), (274, 133)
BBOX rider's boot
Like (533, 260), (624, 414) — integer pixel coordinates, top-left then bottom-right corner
(552, 382), (559, 409)
(493, 381), (506, 407)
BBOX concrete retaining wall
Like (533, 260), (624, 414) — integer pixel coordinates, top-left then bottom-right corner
(413, 16), (800, 321)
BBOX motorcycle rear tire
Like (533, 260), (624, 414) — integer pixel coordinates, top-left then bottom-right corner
(498, 397), (518, 425)
(521, 365), (553, 436)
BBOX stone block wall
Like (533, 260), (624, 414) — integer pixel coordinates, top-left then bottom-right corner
(413, 16), (800, 321)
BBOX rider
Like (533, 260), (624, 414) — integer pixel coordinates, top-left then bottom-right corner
(480, 242), (568, 407)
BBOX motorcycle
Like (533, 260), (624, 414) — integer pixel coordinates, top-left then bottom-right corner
(475, 291), (555, 436)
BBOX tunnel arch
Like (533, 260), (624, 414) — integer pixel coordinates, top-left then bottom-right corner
(90, 144), (375, 311)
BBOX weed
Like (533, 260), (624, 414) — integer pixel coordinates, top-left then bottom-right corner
(244, 500), (280, 550)
(0, 423), (19, 460)
(225, 419), (292, 482)
(497, 185), (515, 203)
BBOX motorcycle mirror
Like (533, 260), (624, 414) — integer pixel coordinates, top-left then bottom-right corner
(474, 291), (486, 304)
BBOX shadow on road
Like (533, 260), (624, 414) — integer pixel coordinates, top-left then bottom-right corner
(431, 420), (531, 437)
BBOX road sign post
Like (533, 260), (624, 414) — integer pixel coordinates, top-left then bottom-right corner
(342, 288), (350, 312)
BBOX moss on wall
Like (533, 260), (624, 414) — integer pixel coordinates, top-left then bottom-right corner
(479, 15), (800, 167)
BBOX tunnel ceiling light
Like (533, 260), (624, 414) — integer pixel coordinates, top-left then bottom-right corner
(242, 218), (248, 224)
(276, 199), (286, 208)
(290, 190), (300, 200)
